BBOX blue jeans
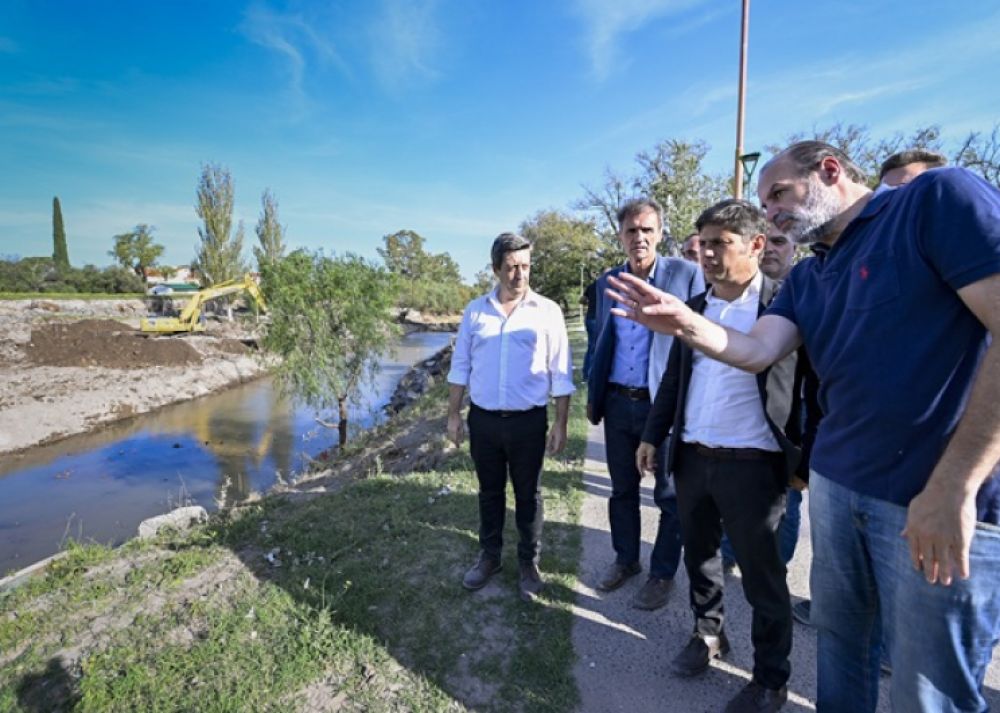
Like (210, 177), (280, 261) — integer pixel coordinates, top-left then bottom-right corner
(721, 486), (802, 566)
(810, 471), (1000, 713)
(603, 390), (682, 579)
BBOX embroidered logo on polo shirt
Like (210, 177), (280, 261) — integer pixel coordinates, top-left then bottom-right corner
(859, 265), (870, 280)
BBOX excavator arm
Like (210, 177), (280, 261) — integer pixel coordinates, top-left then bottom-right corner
(141, 274), (266, 334)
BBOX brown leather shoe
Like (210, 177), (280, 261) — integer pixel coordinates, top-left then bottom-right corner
(631, 576), (673, 610)
(597, 561), (641, 591)
(518, 561), (543, 602)
(724, 681), (787, 712)
(671, 632), (731, 677)
(462, 554), (501, 591)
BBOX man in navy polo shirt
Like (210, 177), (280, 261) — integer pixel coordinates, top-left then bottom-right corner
(604, 141), (1000, 713)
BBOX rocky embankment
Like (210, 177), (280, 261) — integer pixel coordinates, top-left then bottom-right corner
(385, 342), (454, 414)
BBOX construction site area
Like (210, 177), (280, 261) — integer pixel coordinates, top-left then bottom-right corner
(0, 298), (266, 456)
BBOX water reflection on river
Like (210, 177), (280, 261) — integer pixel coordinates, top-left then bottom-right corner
(0, 331), (452, 575)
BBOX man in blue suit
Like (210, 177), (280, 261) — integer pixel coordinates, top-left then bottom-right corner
(587, 197), (704, 609)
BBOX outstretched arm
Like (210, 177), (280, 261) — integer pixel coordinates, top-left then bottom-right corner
(606, 272), (801, 373)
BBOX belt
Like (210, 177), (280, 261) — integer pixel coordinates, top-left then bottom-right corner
(471, 403), (546, 418)
(681, 441), (778, 461)
(608, 383), (650, 400)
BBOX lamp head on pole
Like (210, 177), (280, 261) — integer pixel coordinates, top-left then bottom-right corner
(739, 151), (761, 183)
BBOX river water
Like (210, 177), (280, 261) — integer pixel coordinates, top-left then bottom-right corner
(0, 331), (452, 575)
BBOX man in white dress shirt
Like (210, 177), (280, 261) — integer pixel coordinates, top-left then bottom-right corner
(447, 232), (575, 602)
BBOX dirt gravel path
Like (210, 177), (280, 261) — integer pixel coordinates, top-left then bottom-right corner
(570, 422), (1000, 713)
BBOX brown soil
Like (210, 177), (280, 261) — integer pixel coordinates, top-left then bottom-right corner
(24, 319), (203, 369)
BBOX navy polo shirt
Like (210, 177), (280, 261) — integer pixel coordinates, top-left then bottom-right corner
(766, 168), (1000, 517)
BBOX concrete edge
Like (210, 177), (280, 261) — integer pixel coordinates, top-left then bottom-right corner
(0, 551), (68, 593)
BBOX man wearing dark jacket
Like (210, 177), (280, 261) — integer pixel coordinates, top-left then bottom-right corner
(637, 199), (811, 713)
(586, 198), (703, 609)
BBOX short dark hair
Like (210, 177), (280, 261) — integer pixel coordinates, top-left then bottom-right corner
(767, 140), (868, 185)
(616, 197), (663, 232)
(695, 199), (767, 242)
(878, 149), (948, 180)
(491, 232), (531, 271)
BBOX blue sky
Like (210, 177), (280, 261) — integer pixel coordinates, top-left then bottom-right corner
(1, 0), (997, 280)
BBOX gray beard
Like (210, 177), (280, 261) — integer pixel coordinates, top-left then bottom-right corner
(785, 177), (842, 245)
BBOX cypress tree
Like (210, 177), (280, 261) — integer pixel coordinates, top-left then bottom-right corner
(52, 196), (69, 269)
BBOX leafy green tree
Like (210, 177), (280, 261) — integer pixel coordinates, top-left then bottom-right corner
(260, 250), (400, 446)
(637, 139), (727, 246)
(194, 163), (246, 287)
(378, 230), (428, 279)
(110, 224), (164, 278)
(52, 197), (69, 270)
(473, 267), (494, 294)
(253, 189), (286, 272)
(519, 210), (603, 311)
(576, 139), (726, 260)
(378, 230), (462, 282)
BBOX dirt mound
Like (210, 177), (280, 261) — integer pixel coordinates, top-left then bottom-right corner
(211, 338), (252, 356)
(25, 319), (203, 369)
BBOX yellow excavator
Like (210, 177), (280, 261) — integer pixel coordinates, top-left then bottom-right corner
(140, 274), (266, 334)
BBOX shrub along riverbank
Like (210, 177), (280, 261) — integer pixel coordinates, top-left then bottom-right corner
(0, 321), (589, 712)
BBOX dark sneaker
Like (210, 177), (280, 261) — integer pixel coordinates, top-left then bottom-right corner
(724, 681), (787, 712)
(518, 561), (543, 602)
(462, 554), (501, 591)
(597, 561), (642, 591)
(671, 632), (731, 677)
(792, 600), (812, 626)
(631, 576), (673, 610)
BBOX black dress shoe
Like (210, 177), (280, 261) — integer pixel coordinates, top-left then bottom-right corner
(631, 576), (673, 610)
(597, 561), (641, 591)
(518, 561), (543, 602)
(671, 632), (731, 677)
(462, 554), (501, 590)
(724, 681), (787, 712)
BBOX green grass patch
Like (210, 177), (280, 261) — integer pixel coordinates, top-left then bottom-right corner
(0, 316), (591, 712)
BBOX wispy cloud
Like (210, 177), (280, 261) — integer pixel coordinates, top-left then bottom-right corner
(238, 3), (351, 116)
(571, 0), (709, 81)
(367, 0), (443, 91)
(0, 37), (16, 54)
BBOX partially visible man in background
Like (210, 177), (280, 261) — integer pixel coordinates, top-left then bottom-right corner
(878, 148), (947, 187)
(681, 233), (701, 263)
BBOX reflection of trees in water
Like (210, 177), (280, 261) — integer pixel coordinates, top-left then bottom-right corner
(204, 381), (297, 507)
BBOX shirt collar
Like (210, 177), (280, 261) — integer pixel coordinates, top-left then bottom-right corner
(624, 257), (657, 283)
(706, 269), (763, 306)
(856, 187), (892, 220)
(491, 287), (540, 308)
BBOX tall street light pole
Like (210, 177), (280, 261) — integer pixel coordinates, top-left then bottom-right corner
(734, 0), (750, 199)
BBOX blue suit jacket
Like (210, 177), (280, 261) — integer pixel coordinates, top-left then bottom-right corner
(587, 256), (704, 424)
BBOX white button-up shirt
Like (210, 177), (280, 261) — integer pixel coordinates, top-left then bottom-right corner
(682, 272), (779, 451)
(448, 288), (576, 411)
